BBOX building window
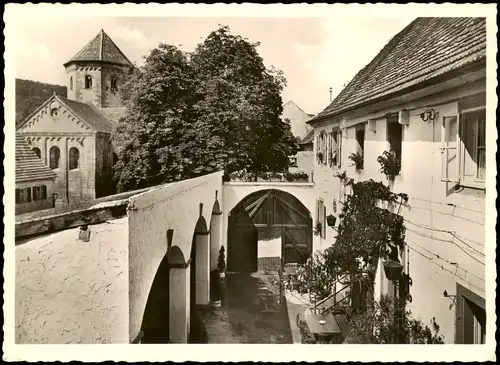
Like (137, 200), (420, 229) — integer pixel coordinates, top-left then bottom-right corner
(316, 198), (326, 239)
(32, 185), (47, 201)
(455, 283), (485, 344)
(49, 146), (60, 169)
(15, 187), (31, 204)
(387, 116), (403, 168)
(32, 147), (41, 159)
(85, 75), (92, 89)
(69, 147), (80, 170)
(70, 76), (73, 91)
(441, 106), (486, 188)
(111, 76), (118, 92)
(355, 126), (365, 169)
(316, 131), (328, 165)
(329, 130), (342, 168)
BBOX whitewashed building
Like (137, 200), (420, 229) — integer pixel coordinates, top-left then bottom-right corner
(307, 17), (487, 344)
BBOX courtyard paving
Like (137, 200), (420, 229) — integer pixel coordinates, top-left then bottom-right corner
(193, 271), (295, 344)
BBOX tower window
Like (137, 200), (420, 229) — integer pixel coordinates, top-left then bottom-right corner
(70, 76), (73, 91)
(69, 147), (80, 170)
(85, 75), (92, 89)
(32, 147), (41, 159)
(111, 77), (118, 93)
(49, 146), (60, 169)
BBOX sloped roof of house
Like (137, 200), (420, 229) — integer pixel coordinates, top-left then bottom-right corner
(310, 17), (486, 123)
(64, 29), (133, 67)
(57, 96), (117, 133)
(16, 94), (117, 134)
(300, 129), (314, 145)
(16, 134), (57, 183)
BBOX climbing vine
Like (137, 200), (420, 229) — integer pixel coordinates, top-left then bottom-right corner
(324, 174), (409, 281)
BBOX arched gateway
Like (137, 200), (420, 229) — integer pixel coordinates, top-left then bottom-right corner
(227, 189), (313, 272)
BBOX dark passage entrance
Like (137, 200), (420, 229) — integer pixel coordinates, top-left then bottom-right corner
(227, 189), (312, 273)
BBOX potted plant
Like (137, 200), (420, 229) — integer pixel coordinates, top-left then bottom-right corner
(268, 172), (282, 182)
(217, 246), (226, 278)
(296, 172), (309, 182)
(377, 150), (401, 181)
(313, 221), (322, 236)
(349, 151), (364, 171)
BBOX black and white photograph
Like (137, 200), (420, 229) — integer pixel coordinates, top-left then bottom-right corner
(3, 3), (496, 362)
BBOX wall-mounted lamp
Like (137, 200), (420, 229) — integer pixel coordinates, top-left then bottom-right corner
(326, 214), (337, 229)
(420, 108), (438, 123)
(443, 290), (457, 310)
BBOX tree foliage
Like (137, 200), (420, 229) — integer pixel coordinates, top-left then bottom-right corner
(345, 295), (445, 344)
(112, 26), (298, 192)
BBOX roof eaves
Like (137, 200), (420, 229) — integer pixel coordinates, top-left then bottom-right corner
(16, 94), (57, 130)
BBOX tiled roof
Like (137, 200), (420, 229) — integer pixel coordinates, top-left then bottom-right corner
(58, 96), (117, 133)
(16, 134), (57, 183)
(64, 29), (133, 67)
(310, 17), (486, 122)
(300, 129), (314, 145)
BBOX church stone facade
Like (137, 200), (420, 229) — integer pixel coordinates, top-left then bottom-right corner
(16, 30), (133, 209)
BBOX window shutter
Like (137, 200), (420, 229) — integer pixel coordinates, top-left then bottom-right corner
(42, 185), (47, 200)
(15, 189), (20, 204)
(323, 205), (327, 238)
(27, 187), (32, 202)
(440, 115), (460, 183)
(316, 199), (320, 224)
(337, 130), (342, 168)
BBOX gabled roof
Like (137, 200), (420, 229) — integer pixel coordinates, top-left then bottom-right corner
(17, 94), (117, 134)
(310, 17), (486, 123)
(300, 129), (314, 145)
(64, 29), (133, 67)
(57, 96), (117, 133)
(16, 134), (57, 183)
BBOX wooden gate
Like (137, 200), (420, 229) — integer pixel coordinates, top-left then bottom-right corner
(227, 189), (312, 272)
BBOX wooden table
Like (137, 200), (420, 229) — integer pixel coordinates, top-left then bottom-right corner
(304, 311), (341, 343)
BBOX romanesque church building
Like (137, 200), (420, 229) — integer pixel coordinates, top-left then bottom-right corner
(16, 30), (133, 208)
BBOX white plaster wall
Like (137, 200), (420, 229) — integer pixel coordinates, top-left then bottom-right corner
(15, 217), (129, 344)
(310, 82), (486, 343)
(127, 171), (224, 342)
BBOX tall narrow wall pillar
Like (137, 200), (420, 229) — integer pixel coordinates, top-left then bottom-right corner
(169, 264), (190, 343)
(195, 233), (210, 305)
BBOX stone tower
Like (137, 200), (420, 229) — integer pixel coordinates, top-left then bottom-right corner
(63, 29), (134, 108)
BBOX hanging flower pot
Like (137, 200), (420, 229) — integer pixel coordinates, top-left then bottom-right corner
(383, 259), (404, 282)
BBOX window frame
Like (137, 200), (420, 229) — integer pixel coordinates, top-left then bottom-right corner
(69, 147), (80, 170)
(70, 76), (73, 91)
(386, 116), (403, 167)
(455, 282), (486, 344)
(110, 76), (118, 93)
(441, 106), (486, 189)
(49, 146), (60, 170)
(85, 75), (93, 89)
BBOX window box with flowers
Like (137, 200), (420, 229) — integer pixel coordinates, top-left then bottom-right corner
(349, 151), (364, 171)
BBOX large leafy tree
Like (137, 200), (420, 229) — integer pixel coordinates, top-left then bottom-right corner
(112, 44), (195, 191)
(112, 26), (298, 191)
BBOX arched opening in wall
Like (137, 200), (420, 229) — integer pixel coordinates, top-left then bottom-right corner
(32, 147), (41, 159)
(189, 216), (209, 343)
(227, 189), (313, 273)
(49, 146), (60, 169)
(70, 76), (73, 91)
(140, 253), (171, 343)
(69, 147), (80, 170)
(85, 75), (92, 89)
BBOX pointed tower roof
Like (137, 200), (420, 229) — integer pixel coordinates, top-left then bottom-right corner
(64, 29), (133, 67)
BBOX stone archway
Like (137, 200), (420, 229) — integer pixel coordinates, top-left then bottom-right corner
(227, 189), (313, 273)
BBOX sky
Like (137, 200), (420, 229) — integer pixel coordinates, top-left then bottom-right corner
(12, 13), (414, 115)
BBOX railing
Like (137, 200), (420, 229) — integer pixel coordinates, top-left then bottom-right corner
(313, 274), (350, 309)
(227, 171), (312, 183)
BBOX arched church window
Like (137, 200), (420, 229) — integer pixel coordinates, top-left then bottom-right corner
(111, 76), (118, 93)
(69, 147), (80, 170)
(32, 147), (41, 159)
(85, 75), (92, 89)
(70, 76), (73, 91)
(49, 146), (60, 169)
